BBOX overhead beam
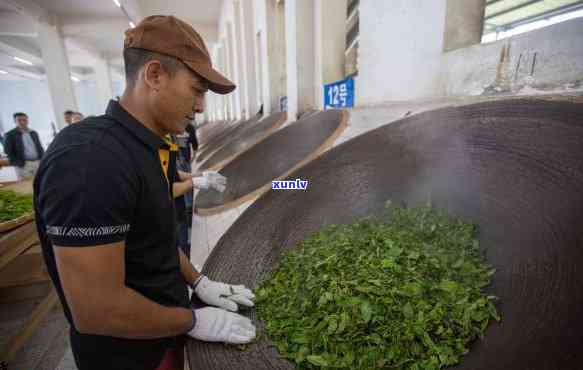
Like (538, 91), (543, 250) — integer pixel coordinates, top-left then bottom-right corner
(0, 11), (36, 37)
(60, 16), (131, 38)
(0, 39), (43, 65)
(0, 64), (42, 79)
(120, 0), (144, 23)
(0, 0), (49, 22)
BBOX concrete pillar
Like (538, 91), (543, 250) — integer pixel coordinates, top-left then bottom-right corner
(93, 57), (114, 113)
(220, 40), (234, 120)
(203, 96), (210, 122)
(358, 0), (448, 104)
(443, 0), (486, 51)
(253, 0), (269, 114)
(285, 0), (317, 120)
(206, 96), (212, 122)
(314, 0), (347, 109)
(240, 0), (259, 117)
(215, 45), (225, 121)
(264, 0), (287, 114)
(226, 25), (242, 120)
(234, 1), (249, 119)
(36, 17), (78, 129)
(285, 0), (298, 121)
(209, 46), (219, 122)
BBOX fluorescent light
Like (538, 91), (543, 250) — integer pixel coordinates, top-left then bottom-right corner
(71, 76), (80, 82)
(13, 56), (33, 66)
(0, 70), (8, 74)
(113, 0), (121, 7)
(129, 21), (135, 28)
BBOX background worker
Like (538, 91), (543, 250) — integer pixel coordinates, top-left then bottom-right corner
(4, 112), (44, 179)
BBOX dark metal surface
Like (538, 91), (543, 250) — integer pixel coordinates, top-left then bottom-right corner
(199, 112), (286, 171)
(196, 116), (262, 164)
(197, 120), (229, 144)
(195, 110), (347, 214)
(188, 99), (583, 369)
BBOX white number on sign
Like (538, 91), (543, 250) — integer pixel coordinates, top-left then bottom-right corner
(328, 85), (343, 106)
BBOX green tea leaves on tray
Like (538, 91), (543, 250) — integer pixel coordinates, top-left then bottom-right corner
(255, 204), (500, 369)
(0, 190), (34, 222)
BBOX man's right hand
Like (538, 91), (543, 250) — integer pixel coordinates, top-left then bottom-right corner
(188, 307), (256, 344)
(192, 171), (227, 192)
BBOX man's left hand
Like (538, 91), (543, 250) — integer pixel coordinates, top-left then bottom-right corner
(194, 276), (255, 312)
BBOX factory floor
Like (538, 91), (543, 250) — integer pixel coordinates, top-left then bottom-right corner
(2, 90), (581, 370)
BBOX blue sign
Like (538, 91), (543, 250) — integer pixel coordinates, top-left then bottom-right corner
(324, 77), (354, 109)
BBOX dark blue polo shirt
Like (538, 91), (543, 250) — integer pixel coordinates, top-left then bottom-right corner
(34, 100), (190, 370)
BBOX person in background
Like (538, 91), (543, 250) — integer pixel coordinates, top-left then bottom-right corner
(184, 123), (198, 163)
(173, 123), (198, 257)
(4, 112), (44, 179)
(64, 110), (75, 125)
(183, 122), (197, 220)
(72, 112), (84, 123)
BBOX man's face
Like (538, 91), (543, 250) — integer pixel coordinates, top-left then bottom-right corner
(64, 113), (74, 125)
(15, 115), (28, 129)
(72, 113), (83, 123)
(151, 65), (207, 135)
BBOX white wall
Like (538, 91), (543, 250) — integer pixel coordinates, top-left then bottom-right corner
(295, 0), (316, 114)
(263, 0), (287, 114)
(358, 0), (448, 105)
(443, 17), (583, 96)
(0, 78), (124, 148)
(356, 1), (583, 104)
(0, 80), (55, 148)
(75, 80), (101, 117)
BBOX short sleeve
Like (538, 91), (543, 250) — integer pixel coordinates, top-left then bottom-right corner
(37, 144), (139, 246)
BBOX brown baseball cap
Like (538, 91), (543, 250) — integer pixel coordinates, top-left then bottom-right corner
(124, 15), (235, 95)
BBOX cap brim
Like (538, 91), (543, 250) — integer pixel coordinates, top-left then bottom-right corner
(184, 61), (236, 95)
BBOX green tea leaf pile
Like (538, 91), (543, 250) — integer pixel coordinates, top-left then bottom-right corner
(255, 204), (500, 369)
(0, 190), (34, 222)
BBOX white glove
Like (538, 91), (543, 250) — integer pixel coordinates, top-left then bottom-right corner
(194, 276), (255, 312)
(188, 307), (256, 344)
(192, 176), (211, 190)
(192, 171), (227, 193)
(203, 171), (227, 193)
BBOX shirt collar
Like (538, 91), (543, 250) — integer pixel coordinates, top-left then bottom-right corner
(105, 100), (169, 151)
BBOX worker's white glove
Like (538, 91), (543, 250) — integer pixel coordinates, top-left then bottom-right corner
(192, 171), (227, 192)
(188, 307), (256, 344)
(192, 176), (211, 190)
(194, 276), (255, 312)
(203, 171), (227, 192)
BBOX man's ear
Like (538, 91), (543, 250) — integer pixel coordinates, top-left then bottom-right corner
(142, 60), (166, 92)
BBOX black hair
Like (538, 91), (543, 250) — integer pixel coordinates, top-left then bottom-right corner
(64, 110), (75, 115)
(13, 112), (27, 120)
(123, 48), (184, 89)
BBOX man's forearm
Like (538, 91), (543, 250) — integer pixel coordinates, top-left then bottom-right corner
(81, 285), (193, 339)
(178, 169), (202, 180)
(173, 179), (193, 198)
(179, 248), (201, 286)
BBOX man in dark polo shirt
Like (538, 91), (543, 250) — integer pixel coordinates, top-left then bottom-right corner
(34, 16), (255, 370)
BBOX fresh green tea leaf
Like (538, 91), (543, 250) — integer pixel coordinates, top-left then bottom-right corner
(255, 204), (500, 369)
